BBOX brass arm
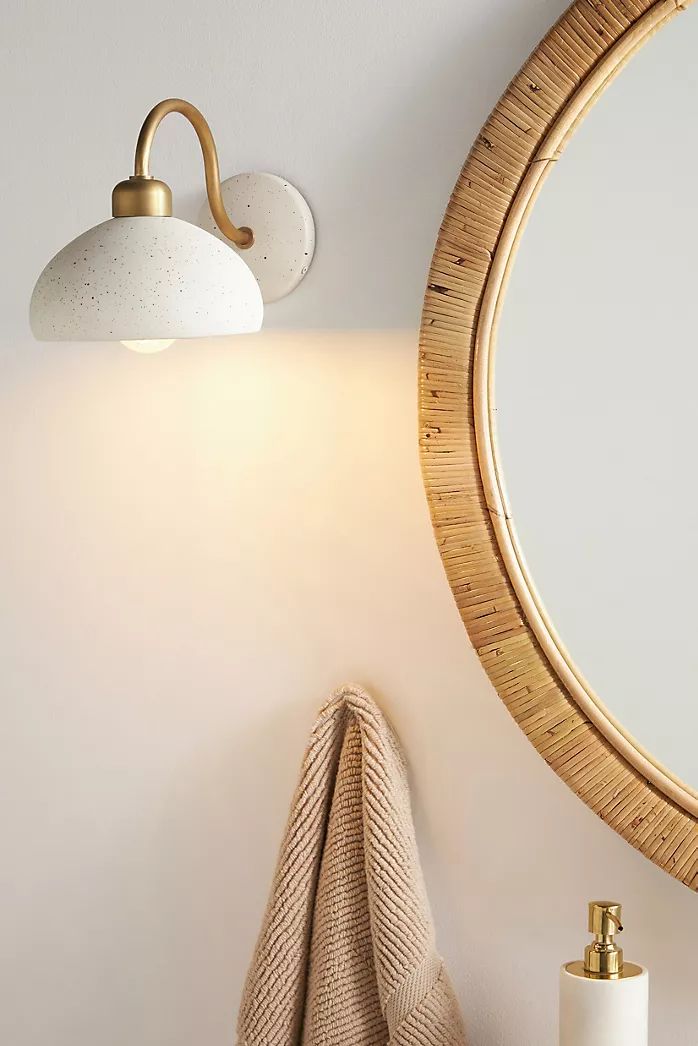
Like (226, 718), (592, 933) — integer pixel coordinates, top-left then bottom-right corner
(112, 98), (253, 249)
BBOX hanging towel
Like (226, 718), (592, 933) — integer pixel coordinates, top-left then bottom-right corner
(237, 685), (467, 1046)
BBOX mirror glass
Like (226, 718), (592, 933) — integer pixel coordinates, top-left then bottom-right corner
(495, 10), (698, 790)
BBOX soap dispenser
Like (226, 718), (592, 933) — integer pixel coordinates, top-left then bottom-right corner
(559, 902), (648, 1046)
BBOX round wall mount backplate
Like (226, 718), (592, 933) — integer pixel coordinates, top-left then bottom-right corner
(198, 172), (315, 304)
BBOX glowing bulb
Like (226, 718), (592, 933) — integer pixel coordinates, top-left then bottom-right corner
(121, 339), (175, 354)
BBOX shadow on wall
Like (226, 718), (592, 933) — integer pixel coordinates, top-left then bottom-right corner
(293, 0), (570, 329)
(289, 0), (569, 329)
(176, 0), (570, 331)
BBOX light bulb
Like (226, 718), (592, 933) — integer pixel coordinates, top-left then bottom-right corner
(121, 339), (175, 354)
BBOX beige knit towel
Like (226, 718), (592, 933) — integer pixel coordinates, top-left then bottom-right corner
(237, 685), (467, 1046)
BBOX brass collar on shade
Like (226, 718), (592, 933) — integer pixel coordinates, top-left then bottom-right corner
(111, 98), (253, 248)
(112, 176), (173, 218)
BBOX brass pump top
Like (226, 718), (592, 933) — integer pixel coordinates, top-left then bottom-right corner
(584, 901), (624, 977)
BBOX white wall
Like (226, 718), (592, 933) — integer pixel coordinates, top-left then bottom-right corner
(3, 3), (698, 1045)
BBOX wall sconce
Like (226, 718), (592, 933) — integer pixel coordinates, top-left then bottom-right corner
(30, 98), (315, 353)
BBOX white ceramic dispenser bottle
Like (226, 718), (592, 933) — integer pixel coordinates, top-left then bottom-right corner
(559, 902), (648, 1046)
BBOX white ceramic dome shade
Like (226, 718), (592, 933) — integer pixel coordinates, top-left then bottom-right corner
(30, 216), (263, 342)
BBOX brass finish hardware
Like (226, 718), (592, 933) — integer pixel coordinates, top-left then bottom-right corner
(112, 177), (172, 218)
(584, 902), (624, 978)
(111, 98), (253, 249)
(564, 960), (644, 982)
(563, 901), (642, 982)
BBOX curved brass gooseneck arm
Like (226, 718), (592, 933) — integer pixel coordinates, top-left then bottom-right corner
(112, 98), (253, 249)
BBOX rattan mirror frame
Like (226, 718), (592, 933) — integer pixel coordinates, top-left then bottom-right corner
(419, 0), (698, 887)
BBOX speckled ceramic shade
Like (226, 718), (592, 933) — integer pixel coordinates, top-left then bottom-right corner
(30, 216), (263, 342)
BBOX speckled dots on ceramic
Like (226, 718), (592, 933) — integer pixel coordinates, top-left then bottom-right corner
(198, 172), (315, 304)
(30, 216), (264, 341)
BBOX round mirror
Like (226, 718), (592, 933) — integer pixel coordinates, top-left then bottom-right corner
(419, 0), (698, 885)
(496, 10), (698, 791)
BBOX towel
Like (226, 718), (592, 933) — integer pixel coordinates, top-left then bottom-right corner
(237, 685), (467, 1046)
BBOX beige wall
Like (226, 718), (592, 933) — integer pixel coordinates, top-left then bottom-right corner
(4, 332), (698, 1045)
(4, 2), (698, 1044)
